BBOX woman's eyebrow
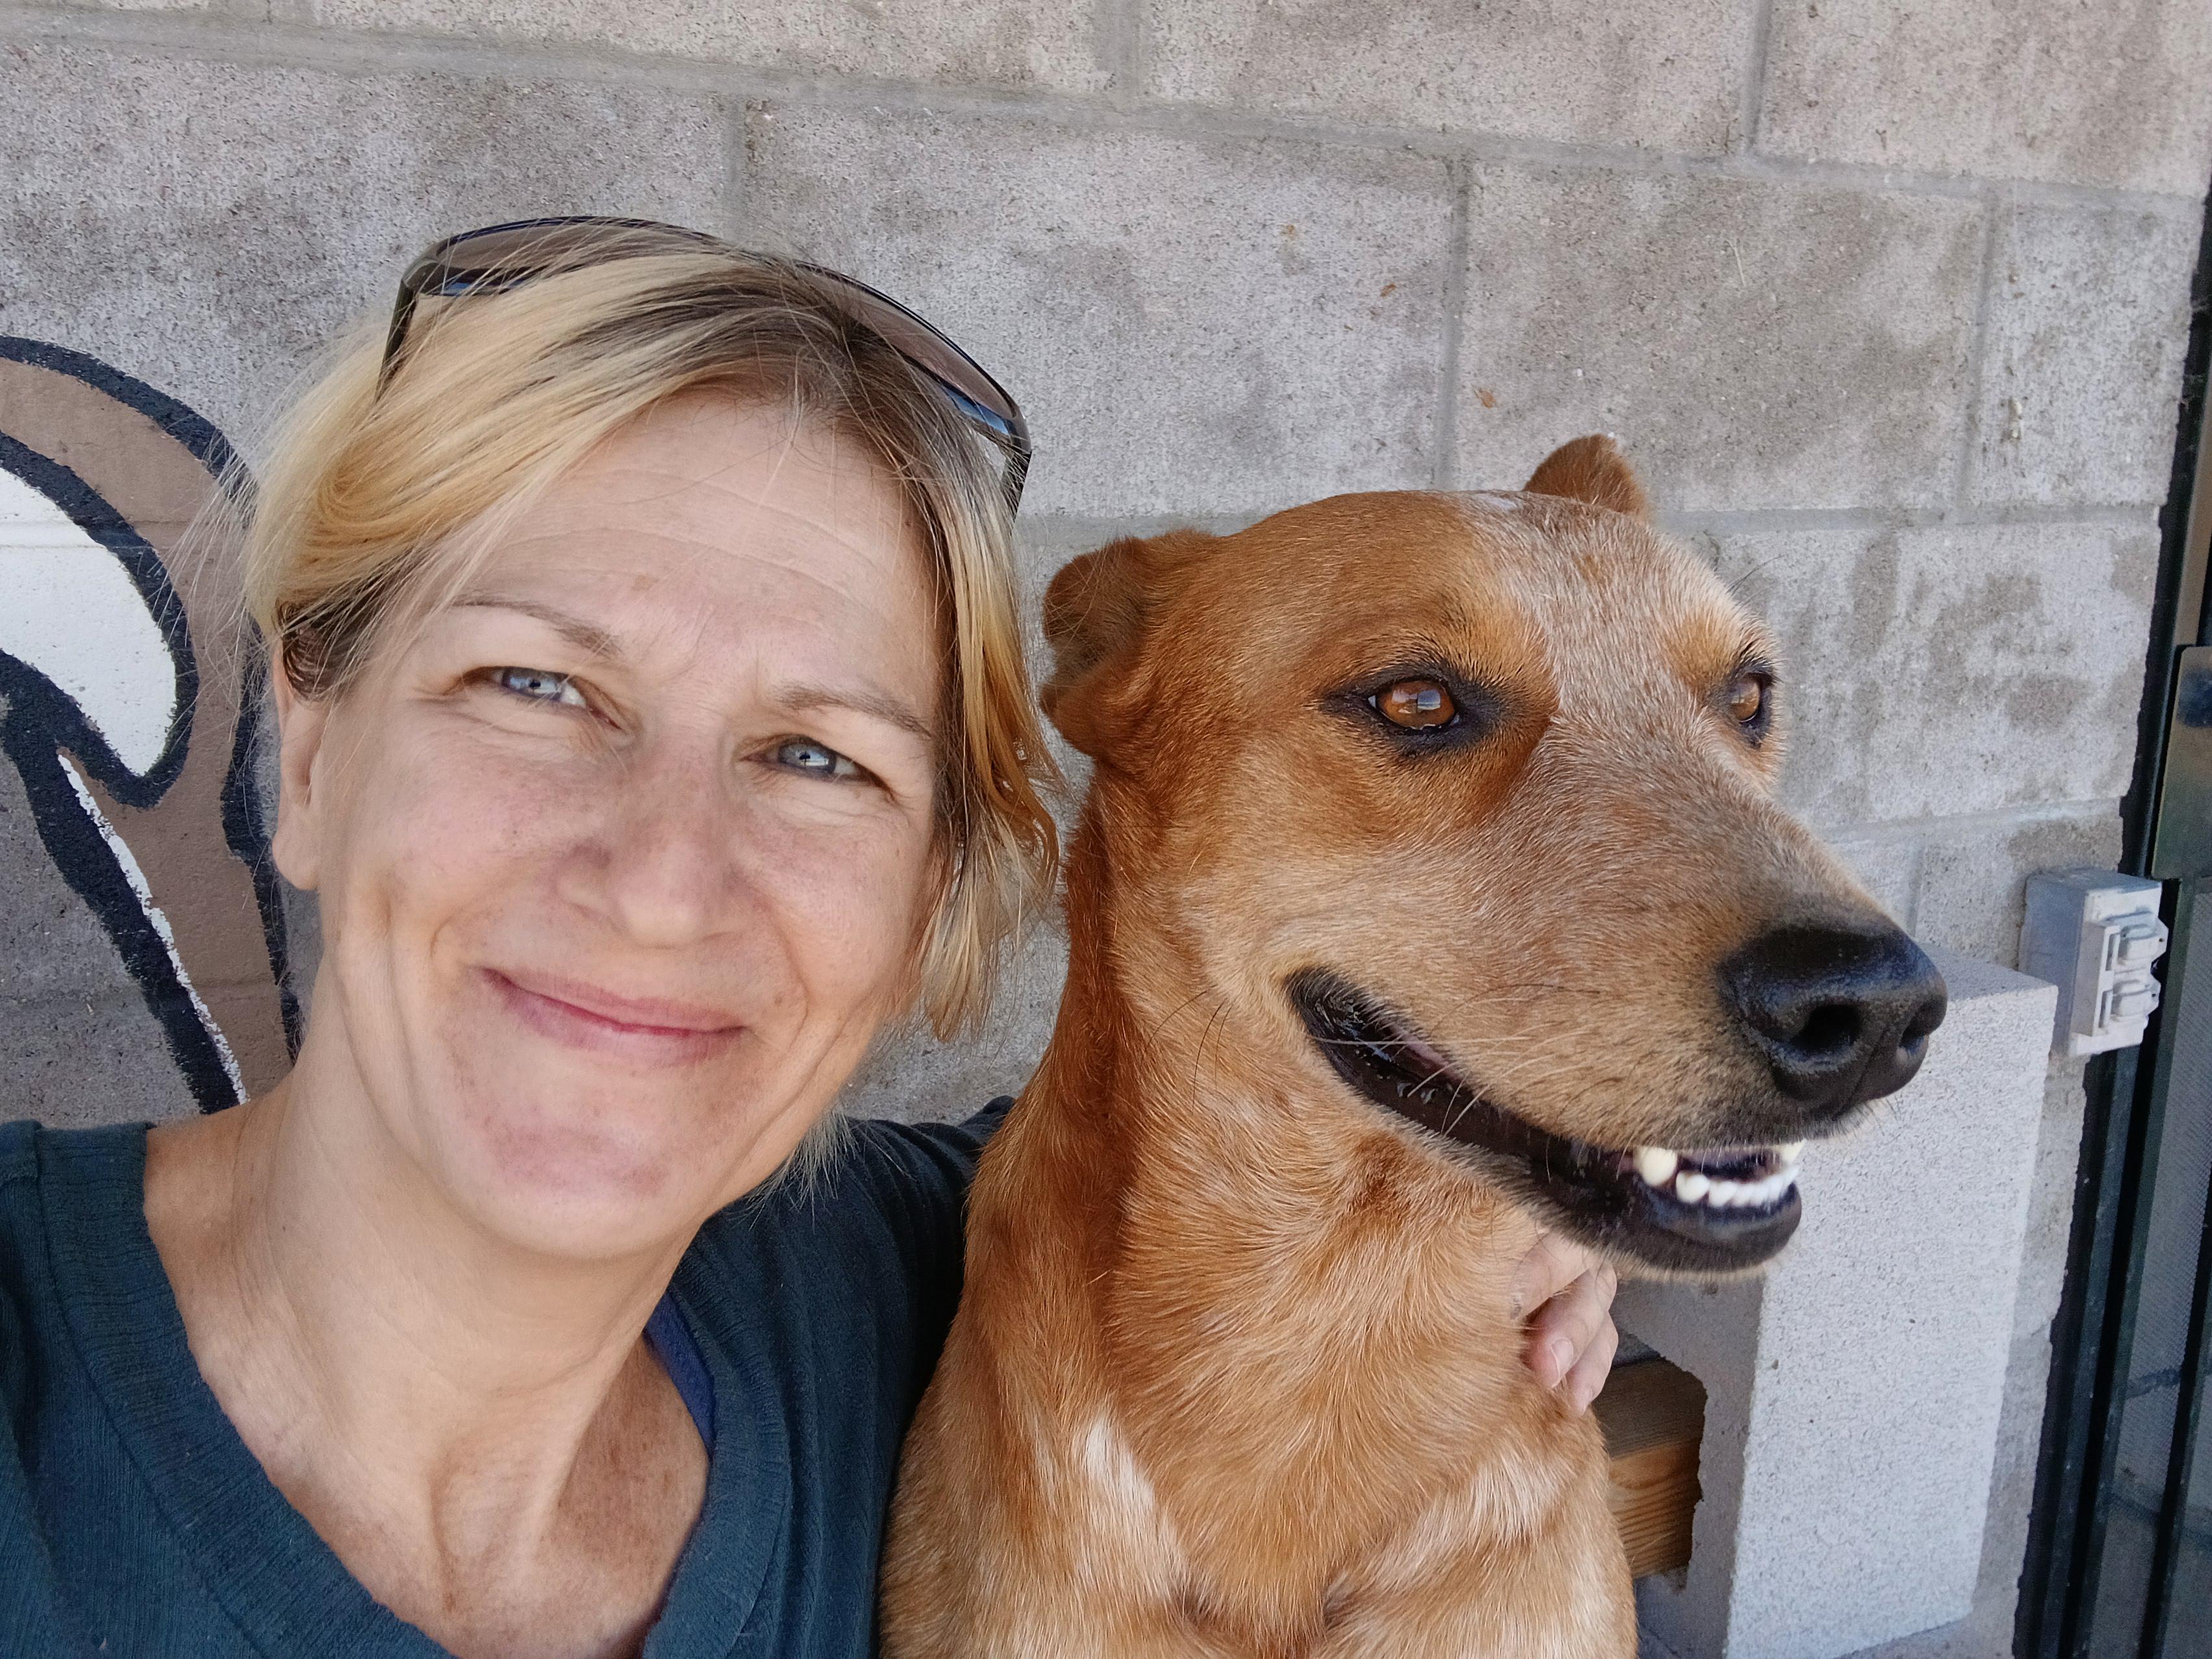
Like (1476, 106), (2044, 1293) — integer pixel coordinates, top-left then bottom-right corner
(776, 683), (936, 743)
(450, 594), (621, 659)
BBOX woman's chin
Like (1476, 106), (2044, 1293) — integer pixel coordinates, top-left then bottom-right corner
(428, 1084), (772, 1261)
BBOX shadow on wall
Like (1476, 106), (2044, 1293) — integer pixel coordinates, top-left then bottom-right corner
(0, 339), (293, 1110)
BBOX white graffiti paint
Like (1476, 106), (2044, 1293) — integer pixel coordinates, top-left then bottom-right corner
(0, 467), (180, 777)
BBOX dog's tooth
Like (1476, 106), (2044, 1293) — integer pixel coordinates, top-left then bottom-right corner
(1706, 1178), (1743, 1207)
(1635, 1147), (1680, 1186)
(1777, 1140), (1806, 1162)
(1675, 1170), (1711, 1203)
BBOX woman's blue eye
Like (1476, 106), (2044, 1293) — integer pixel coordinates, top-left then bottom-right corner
(774, 739), (857, 779)
(493, 667), (586, 707)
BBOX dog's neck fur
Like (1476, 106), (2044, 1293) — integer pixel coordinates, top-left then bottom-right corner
(989, 785), (1574, 1624)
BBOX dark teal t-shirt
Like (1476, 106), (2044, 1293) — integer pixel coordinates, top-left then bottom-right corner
(0, 1103), (1005, 1657)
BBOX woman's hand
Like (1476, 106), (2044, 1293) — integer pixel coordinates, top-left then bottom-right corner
(1512, 1231), (1621, 1414)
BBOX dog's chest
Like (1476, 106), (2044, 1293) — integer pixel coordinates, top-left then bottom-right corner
(1054, 1403), (1617, 1656)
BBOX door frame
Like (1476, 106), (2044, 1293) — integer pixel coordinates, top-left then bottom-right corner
(2017, 182), (2212, 1658)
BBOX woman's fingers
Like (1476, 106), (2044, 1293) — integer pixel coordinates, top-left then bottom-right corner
(1517, 1240), (1621, 1413)
(1523, 1264), (1617, 1391)
(1510, 1228), (1598, 1321)
(1560, 1296), (1620, 1414)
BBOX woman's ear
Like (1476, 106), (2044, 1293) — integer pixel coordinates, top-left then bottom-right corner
(267, 661), (333, 892)
(1039, 530), (1212, 761)
(1523, 434), (1651, 520)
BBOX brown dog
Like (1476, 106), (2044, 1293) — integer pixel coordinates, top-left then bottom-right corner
(881, 437), (1946, 1658)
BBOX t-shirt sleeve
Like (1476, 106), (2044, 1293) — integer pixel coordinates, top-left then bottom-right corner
(841, 1097), (1013, 1283)
(834, 1097), (1011, 1349)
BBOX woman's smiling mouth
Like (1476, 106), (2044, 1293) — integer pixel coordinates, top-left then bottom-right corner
(485, 968), (746, 1063)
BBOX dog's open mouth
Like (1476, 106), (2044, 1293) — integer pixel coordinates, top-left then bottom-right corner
(1288, 969), (1802, 1273)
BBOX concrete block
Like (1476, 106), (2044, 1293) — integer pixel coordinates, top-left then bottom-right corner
(1972, 203), (2202, 508)
(1706, 522), (2154, 825)
(1619, 948), (2056, 1659)
(1141, 0), (1746, 153)
(1834, 1318), (2071, 1659)
(310, 0), (1109, 93)
(53, 0), (242, 11)
(1915, 805), (2126, 969)
(743, 104), (1455, 519)
(1818, 834), (1921, 928)
(2012, 1057), (2092, 1342)
(0, 45), (728, 447)
(1455, 168), (1982, 512)
(1757, 0), (2212, 196)
(837, 920), (1066, 1124)
(1, 989), (201, 1128)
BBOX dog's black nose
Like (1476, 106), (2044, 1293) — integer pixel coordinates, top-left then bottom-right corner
(1719, 921), (1948, 1114)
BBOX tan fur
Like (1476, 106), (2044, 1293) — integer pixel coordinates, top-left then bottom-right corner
(884, 438), (1885, 1656)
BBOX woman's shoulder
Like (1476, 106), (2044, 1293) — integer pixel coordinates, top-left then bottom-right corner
(0, 1116), (147, 1222)
(0, 1120), (38, 1339)
(0, 1118), (153, 1416)
(0, 1116), (34, 1186)
(704, 1098), (1007, 1235)
(835, 1096), (1013, 1207)
(720, 1096), (1007, 1217)
(682, 1098), (1010, 1328)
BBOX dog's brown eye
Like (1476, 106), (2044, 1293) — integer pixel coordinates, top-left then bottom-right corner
(1725, 672), (1768, 726)
(1377, 679), (1457, 730)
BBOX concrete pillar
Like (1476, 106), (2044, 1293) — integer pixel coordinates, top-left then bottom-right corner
(1619, 948), (2058, 1659)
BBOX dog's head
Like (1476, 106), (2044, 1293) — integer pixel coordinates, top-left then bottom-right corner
(1042, 437), (1945, 1275)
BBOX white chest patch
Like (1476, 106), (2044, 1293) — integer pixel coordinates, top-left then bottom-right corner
(1064, 1413), (1186, 1593)
(1079, 1414), (1161, 1519)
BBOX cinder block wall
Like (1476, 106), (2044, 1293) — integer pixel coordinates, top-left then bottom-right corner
(2, 3), (2207, 1652)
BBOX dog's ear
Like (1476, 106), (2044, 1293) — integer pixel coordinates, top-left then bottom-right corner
(1040, 530), (1212, 759)
(1523, 434), (1651, 519)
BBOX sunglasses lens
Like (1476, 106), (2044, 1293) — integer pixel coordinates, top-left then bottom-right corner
(424, 219), (719, 294)
(391, 221), (1027, 506)
(815, 280), (1021, 439)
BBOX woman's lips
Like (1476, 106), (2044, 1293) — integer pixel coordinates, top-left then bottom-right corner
(484, 968), (744, 1064)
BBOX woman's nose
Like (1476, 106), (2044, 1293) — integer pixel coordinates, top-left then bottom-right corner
(563, 747), (746, 948)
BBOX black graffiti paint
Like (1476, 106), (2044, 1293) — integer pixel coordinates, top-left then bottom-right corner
(0, 338), (293, 1111)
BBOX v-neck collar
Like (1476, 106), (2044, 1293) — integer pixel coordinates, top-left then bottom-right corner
(34, 1122), (789, 1658)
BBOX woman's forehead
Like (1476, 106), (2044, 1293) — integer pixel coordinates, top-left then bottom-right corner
(554, 396), (914, 559)
(463, 399), (939, 684)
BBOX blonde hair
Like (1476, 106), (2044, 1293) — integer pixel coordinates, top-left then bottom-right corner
(240, 241), (1059, 1035)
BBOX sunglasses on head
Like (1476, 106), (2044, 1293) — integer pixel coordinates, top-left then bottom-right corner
(378, 215), (1032, 515)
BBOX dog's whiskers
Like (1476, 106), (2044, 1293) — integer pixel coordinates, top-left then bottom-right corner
(1186, 996), (1231, 1111)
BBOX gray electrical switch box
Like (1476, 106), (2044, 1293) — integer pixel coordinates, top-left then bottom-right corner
(2019, 870), (2169, 1059)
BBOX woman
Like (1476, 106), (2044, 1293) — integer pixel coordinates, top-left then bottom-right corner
(0, 220), (1620, 1657)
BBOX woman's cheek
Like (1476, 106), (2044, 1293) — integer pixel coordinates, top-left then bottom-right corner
(752, 802), (935, 1006)
(325, 724), (588, 957)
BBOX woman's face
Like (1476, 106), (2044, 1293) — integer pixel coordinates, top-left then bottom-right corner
(272, 395), (942, 1259)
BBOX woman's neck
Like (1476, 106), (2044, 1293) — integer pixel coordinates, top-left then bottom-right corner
(143, 1011), (704, 1653)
